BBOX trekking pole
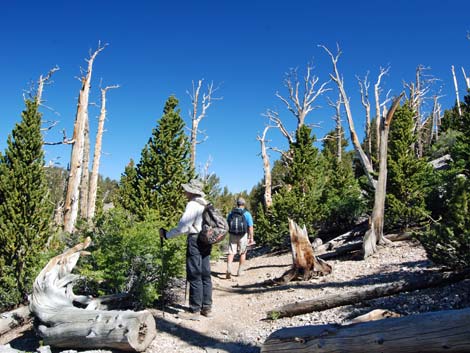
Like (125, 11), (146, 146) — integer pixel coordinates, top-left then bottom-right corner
(160, 235), (165, 318)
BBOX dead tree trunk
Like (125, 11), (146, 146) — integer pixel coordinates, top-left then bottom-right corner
(363, 94), (403, 258)
(63, 43), (105, 233)
(257, 126), (273, 208)
(275, 219), (331, 283)
(452, 65), (462, 117)
(79, 117), (90, 219)
(321, 45), (376, 188)
(267, 269), (470, 319)
(187, 79), (221, 169)
(87, 85), (119, 221)
(29, 237), (156, 352)
(262, 307), (470, 353)
(462, 67), (470, 90)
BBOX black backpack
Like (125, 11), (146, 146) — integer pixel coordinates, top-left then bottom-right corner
(198, 203), (229, 245)
(228, 208), (248, 235)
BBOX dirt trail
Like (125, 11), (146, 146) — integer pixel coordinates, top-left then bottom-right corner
(5, 240), (469, 353)
(148, 240), (470, 353)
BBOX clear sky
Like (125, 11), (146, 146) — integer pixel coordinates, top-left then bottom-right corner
(1, 0), (469, 193)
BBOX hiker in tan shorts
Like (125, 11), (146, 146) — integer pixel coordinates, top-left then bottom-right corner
(226, 197), (254, 279)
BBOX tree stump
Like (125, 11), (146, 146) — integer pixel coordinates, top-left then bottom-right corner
(275, 219), (332, 284)
(29, 237), (156, 352)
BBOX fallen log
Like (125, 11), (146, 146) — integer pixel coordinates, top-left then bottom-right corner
(0, 306), (31, 338)
(267, 270), (470, 318)
(29, 237), (156, 352)
(314, 221), (368, 254)
(261, 307), (470, 353)
(275, 219), (332, 284)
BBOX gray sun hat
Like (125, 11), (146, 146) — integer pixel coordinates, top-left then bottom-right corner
(236, 197), (246, 206)
(182, 179), (206, 197)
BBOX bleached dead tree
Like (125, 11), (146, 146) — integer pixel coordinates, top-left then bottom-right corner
(320, 45), (376, 188)
(373, 67), (392, 162)
(187, 79), (221, 169)
(429, 95), (443, 144)
(63, 43), (106, 233)
(36, 66), (60, 107)
(257, 125), (273, 208)
(327, 94), (344, 162)
(275, 64), (330, 133)
(362, 94), (404, 257)
(462, 67), (470, 90)
(86, 85), (119, 221)
(452, 65), (463, 117)
(357, 73), (372, 158)
(79, 118), (90, 219)
(405, 66), (438, 157)
(321, 44), (404, 258)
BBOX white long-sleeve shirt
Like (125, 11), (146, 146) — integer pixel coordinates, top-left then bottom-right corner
(166, 197), (207, 239)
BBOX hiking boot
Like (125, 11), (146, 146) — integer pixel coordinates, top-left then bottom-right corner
(201, 308), (213, 318)
(177, 311), (201, 321)
(226, 272), (232, 279)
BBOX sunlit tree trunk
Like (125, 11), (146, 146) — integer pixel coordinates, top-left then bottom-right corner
(257, 126), (272, 208)
(363, 94), (403, 258)
(63, 43), (105, 233)
(87, 85), (119, 221)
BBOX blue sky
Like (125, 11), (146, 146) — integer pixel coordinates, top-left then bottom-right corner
(1, 0), (469, 193)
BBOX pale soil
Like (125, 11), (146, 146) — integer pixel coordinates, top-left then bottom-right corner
(147, 240), (470, 353)
(4, 240), (470, 353)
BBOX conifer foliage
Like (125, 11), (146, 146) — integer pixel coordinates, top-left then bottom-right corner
(117, 96), (193, 226)
(386, 105), (432, 230)
(0, 100), (52, 306)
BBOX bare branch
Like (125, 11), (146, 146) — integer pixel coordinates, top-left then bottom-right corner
(263, 109), (294, 144)
(276, 63), (330, 132)
(36, 66), (60, 106)
(320, 43), (376, 188)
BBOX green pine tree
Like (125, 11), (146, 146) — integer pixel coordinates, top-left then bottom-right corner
(386, 105), (432, 231)
(0, 100), (52, 305)
(320, 132), (365, 234)
(256, 125), (327, 248)
(133, 96), (194, 225)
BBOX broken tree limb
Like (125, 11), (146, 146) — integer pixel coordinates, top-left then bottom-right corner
(267, 270), (470, 318)
(29, 237), (156, 352)
(261, 307), (470, 353)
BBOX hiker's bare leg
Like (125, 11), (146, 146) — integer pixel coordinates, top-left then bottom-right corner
(238, 251), (247, 276)
(226, 253), (234, 279)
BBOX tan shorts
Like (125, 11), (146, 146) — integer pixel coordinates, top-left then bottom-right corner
(228, 233), (248, 255)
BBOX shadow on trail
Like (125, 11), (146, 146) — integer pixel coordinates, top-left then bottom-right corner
(155, 316), (260, 353)
(227, 260), (432, 295)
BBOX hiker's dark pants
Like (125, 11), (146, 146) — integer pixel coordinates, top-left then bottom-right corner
(186, 234), (212, 312)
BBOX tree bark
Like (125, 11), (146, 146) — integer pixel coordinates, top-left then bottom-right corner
(87, 85), (119, 221)
(258, 126), (273, 208)
(363, 94), (403, 258)
(262, 307), (470, 353)
(29, 237), (156, 352)
(267, 269), (470, 319)
(79, 117), (90, 219)
(63, 44), (105, 233)
(452, 65), (462, 117)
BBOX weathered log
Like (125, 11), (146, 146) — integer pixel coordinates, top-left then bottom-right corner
(262, 307), (470, 353)
(275, 220), (332, 283)
(29, 237), (156, 352)
(0, 306), (31, 337)
(347, 308), (401, 324)
(314, 221), (368, 254)
(318, 232), (412, 261)
(268, 270), (470, 318)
